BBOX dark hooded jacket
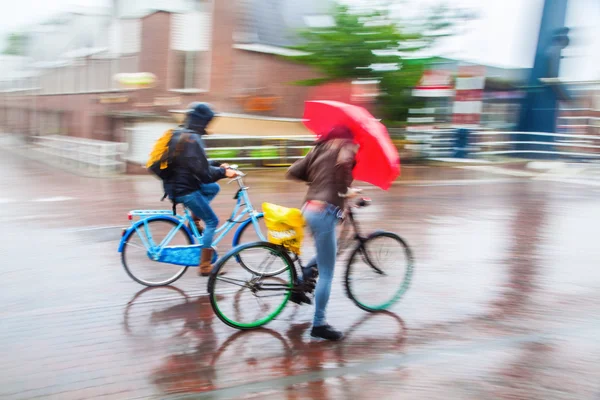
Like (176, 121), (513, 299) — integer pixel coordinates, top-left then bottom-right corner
(166, 104), (226, 198)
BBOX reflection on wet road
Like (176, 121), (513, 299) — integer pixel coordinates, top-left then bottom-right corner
(0, 151), (599, 399)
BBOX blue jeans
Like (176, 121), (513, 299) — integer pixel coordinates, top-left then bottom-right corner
(304, 206), (339, 327)
(176, 188), (219, 249)
(199, 183), (220, 203)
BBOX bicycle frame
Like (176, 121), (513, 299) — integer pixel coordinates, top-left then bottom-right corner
(120, 175), (266, 255)
(285, 199), (380, 277)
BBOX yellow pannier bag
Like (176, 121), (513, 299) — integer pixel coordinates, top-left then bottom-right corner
(262, 202), (306, 255)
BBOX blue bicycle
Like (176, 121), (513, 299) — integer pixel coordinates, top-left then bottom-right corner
(118, 166), (271, 287)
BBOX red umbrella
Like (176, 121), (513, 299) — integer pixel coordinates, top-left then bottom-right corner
(303, 100), (401, 190)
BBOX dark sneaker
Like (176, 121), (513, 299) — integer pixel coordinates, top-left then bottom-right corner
(310, 324), (344, 341)
(302, 265), (318, 281)
(290, 291), (312, 305)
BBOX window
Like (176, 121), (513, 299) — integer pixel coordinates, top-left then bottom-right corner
(88, 59), (112, 92)
(172, 50), (202, 89)
(77, 63), (87, 93)
(170, 9), (211, 91)
(119, 55), (139, 74)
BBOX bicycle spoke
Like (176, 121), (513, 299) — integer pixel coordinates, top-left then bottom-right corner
(360, 248), (385, 275)
(254, 293), (289, 299)
(126, 242), (147, 251)
(216, 276), (251, 285)
(345, 232), (413, 312)
(215, 277), (253, 290)
(122, 219), (190, 287)
(256, 254), (278, 276)
(209, 242), (292, 329)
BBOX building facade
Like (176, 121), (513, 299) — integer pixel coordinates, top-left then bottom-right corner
(0, 0), (334, 149)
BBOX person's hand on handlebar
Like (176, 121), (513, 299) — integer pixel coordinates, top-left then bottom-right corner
(220, 163), (230, 169)
(225, 168), (240, 178)
(345, 187), (363, 199)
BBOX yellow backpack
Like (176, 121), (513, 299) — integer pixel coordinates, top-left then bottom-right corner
(147, 128), (189, 201)
(146, 128), (174, 171)
(262, 202), (306, 255)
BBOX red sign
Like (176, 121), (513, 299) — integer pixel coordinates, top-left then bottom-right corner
(452, 66), (485, 126)
(413, 70), (454, 97)
(416, 70), (453, 90)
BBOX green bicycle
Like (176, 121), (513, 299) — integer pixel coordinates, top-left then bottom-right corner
(207, 197), (415, 330)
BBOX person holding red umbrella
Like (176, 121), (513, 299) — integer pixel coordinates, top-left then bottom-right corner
(286, 101), (401, 341)
(286, 124), (360, 341)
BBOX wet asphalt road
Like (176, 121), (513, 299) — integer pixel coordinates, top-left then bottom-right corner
(1, 150), (599, 399)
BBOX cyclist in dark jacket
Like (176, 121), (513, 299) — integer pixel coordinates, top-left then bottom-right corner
(168, 102), (239, 276)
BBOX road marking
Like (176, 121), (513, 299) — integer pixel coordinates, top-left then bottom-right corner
(409, 178), (523, 187)
(527, 161), (567, 171)
(532, 164), (586, 181)
(537, 177), (600, 187)
(430, 158), (491, 164)
(0, 213), (71, 223)
(458, 164), (600, 187)
(459, 165), (538, 177)
(33, 196), (76, 202)
(61, 225), (125, 233)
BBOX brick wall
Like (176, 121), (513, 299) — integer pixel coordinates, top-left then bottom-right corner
(209, 0), (236, 100)
(231, 50), (321, 118)
(139, 11), (172, 102)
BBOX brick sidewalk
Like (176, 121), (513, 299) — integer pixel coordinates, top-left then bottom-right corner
(1, 150), (599, 399)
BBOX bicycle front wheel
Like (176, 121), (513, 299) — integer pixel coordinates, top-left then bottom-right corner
(208, 242), (294, 330)
(345, 232), (414, 312)
(121, 218), (192, 287)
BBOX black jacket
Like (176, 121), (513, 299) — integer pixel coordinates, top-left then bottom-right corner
(167, 130), (226, 198)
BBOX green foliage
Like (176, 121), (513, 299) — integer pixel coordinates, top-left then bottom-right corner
(378, 59), (428, 121)
(285, 3), (471, 123)
(249, 147), (279, 159)
(287, 5), (424, 83)
(206, 149), (238, 159)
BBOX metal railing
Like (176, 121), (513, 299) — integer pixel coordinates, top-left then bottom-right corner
(403, 129), (456, 159)
(471, 131), (600, 160)
(201, 135), (315, 167)
(31, 135), (129, 174)
(405, 129), (600, 161)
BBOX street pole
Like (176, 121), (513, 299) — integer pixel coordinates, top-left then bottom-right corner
(517, 0), (569, 159)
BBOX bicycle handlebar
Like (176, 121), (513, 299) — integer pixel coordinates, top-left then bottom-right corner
(226, 164), (246, 184)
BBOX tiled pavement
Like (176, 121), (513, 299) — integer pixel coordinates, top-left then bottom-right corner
(1, 151), (599, 399)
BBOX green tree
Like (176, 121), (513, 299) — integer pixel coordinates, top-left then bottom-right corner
(286, 4), (472, 122)
(3, 33), (28, 56)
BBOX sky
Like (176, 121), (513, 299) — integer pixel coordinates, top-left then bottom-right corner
(0, 0), (598, 80)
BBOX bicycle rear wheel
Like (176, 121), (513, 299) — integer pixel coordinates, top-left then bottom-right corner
(121, 218), (192, 287)
(345, 232), (414, 312)
(208, 242), (294, 330)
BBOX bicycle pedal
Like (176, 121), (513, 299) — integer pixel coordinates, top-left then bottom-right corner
(303, 284), (316, 294)
(302, 266), (318, 281)
(303, 278), (316, 286)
